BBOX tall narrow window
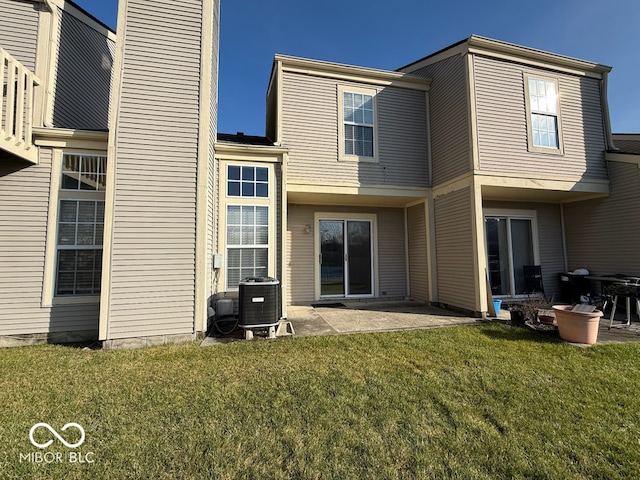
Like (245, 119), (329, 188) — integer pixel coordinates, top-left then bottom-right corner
(339, 87), (377, 161)
(226, 205), (269, 289)
(56, 154), (106, 296)
(526, 76), (562, 152)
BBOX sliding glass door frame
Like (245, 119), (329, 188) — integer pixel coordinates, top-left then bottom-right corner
(314, 212), (377, 300)
(484, 209), (540, 298)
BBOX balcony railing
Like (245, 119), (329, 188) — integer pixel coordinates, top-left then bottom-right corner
(1, 47), (40, 164)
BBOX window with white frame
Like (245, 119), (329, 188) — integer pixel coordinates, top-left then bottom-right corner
(340, 88), (376, 160)
(55, 154), (106, 296)
(226, 205), (269, 289)
(526, 76), (561, 151)
(227, 165), (269, 197)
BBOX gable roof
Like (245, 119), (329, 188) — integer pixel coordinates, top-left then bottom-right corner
(269, 54), (432, 93)
(399, 35), (612, 78)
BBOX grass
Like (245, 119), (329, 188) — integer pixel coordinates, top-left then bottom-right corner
(1, 323), (640, 479)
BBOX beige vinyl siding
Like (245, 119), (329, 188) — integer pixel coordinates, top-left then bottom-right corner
(52, 7), (115, 130)
(281, 71), (428, 187)
(206, 1), (219, 305)
(212, 159), (220, 262)
(473, 55), (607, 179)
(286, 204), (406, 304)
(483, 200), (565, 298)
(0, 0), (40, 70)
(407, 202), (429, 302)
(0, 148), (98, 337)
(210, 1), (219, 141)
(275, 166), (283, 288)
(105, 0), (204, 339)
(286, 204), (315, 304)
(408, 54), (470, 186)
(206, 147), (215, 306)
(0, 151), (51, 334)
(206, 148), (215, 306)
(282, 73), (336, 181)
(564, 161), (640, 275)
(377, 208), (407, 298)
(434, 187), (476, 312)
(265, 74), (278, 142)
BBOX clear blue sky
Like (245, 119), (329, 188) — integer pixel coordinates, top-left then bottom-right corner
(75, 0), (640, 136)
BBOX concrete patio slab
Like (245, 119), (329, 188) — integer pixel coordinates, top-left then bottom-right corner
(285, 306), (338, 337)
(201, 300), (640, 346)
(288, 301), (479, 336)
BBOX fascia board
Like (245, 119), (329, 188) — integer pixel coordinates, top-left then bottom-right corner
(468, 35), (611, 77)
(276, 54), (431, 91)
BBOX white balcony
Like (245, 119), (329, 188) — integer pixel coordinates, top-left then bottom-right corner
(1, 47), (40, 164)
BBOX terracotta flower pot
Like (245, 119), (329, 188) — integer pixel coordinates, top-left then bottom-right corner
(552, 305), (603, 345)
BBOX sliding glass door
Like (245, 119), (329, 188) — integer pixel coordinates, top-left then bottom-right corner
(320, 219), (373, 297)
(485, 214), (536, 297)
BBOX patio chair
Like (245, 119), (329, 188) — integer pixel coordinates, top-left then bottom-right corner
(607, 283), (640, 329)
(523, 265), (544, 295)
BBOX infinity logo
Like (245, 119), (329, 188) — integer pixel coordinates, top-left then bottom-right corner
(29, 423), (86, 449)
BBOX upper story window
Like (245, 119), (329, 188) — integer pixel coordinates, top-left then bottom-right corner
(61, 154), (107, 191)
(227, 165), (269, 197)
(525, 75), (563, 154)
(56, 154), (106, 296)
(338, 86), (378, 162)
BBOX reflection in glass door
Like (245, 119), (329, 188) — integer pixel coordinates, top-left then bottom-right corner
(510, 219), (534, 294)
(485, 216), (535, 296)
(320, 219), (372, 297)
(486, 218), (510, 296)
(320, 221), (344, 296)
(347, 221), (372, 295)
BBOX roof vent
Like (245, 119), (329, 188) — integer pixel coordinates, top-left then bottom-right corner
(237, 131), (244, 136)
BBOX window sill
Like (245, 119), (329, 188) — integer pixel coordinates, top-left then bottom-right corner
(338, 155), (379, 163)
(527, 145), (564, 156)
(51, 295), (100, 306)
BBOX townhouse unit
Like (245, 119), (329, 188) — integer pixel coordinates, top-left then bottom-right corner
(260, 38), (639, 318)
(1, 0), (638, 348)
(398, 36), (637, 314)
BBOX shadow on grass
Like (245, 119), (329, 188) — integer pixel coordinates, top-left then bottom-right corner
(49, 340), (103, 350)
(476, 322), (562, 344)
(347, 302), (467, 317)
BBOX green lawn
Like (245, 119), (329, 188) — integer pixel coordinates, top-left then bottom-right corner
(1, 324), (639, 479)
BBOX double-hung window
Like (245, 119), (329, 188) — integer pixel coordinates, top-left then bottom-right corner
(525, 75), (562, 153)
(55, 154), (106, 296)
(339, 86), (377, 161)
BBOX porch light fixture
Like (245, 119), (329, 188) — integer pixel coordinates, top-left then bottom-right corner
(304, 224), (311, 234)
